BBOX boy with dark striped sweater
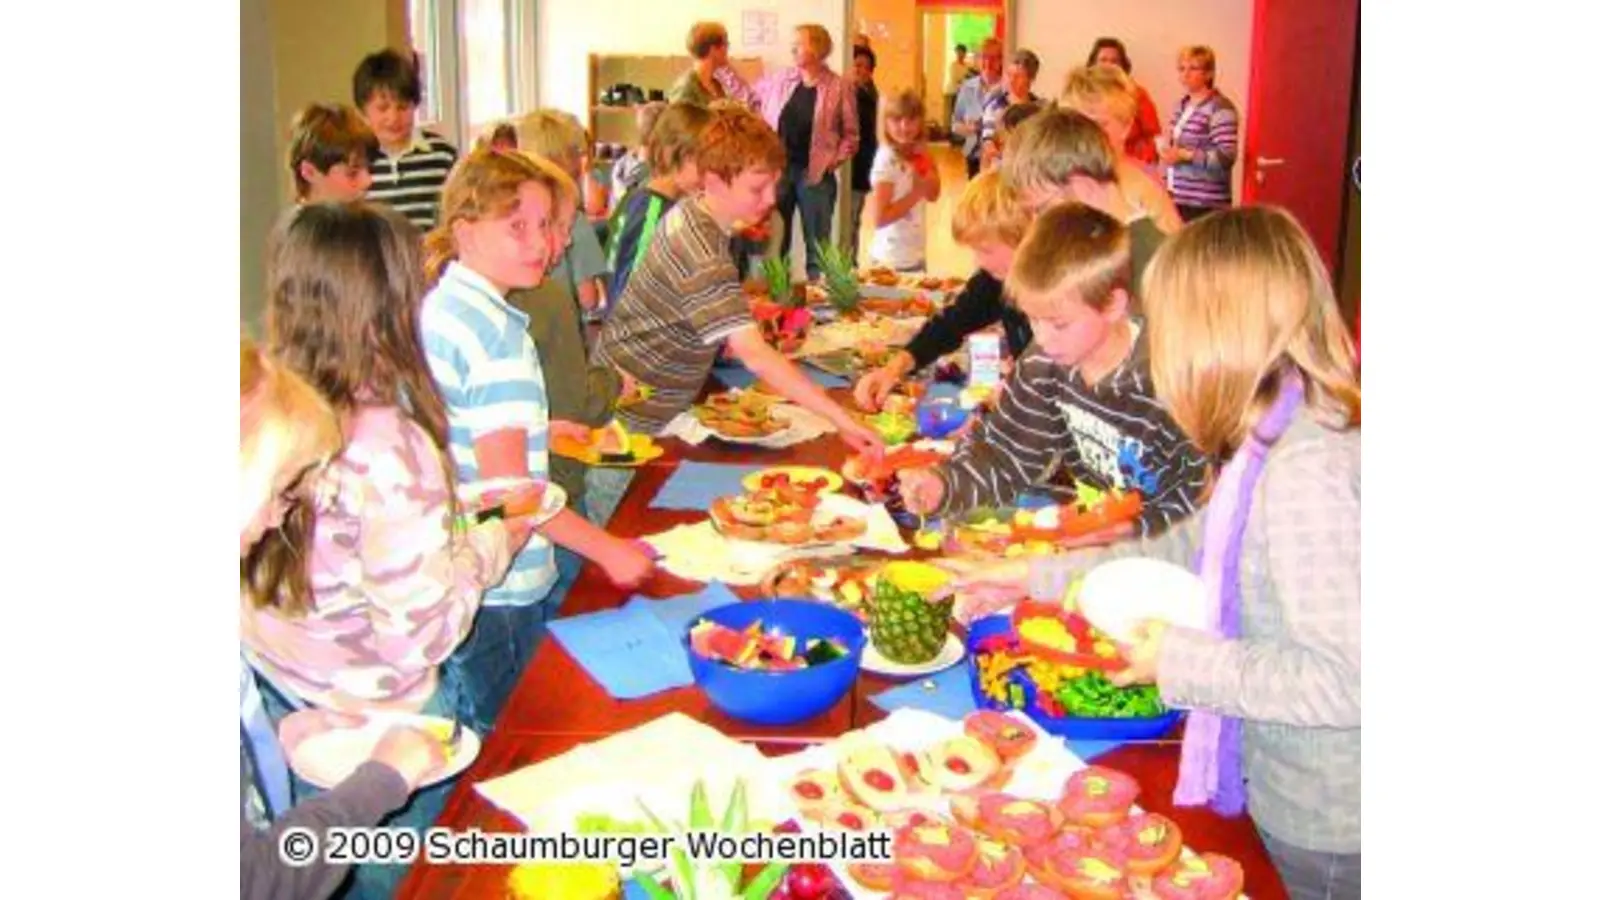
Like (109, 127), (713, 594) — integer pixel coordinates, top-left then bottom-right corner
(899, 203), (1208, 543)
(353, 49), (457, 231)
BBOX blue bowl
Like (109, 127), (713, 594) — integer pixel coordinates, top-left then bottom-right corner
(684, 598), (866, 726)
(965, 615), (1183, 741)
(916, 397), (971, 440)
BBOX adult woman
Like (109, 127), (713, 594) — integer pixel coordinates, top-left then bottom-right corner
(977, 49), (1042, 169)
(1162, 44), (1240, 220)
(715, 24), (858, 280)
(1060, 63), (1184, 233)
(1086, 37), (1163, 165)
(669, 21), (734, 107)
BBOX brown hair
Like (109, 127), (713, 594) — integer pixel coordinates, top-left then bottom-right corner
(1060, 64), (1140, 126)
(1086, 37), (1133, 74)
(1000, 107), (1119, 198)
(646, 102), (712, 174)
(423, 147), (567, 285)
(1143, 205), (1359, 457)
(239, 339), (342, 559)
(1180, 45), (1218, 89)
(952, 169), (1030, 249)
(1010, 49), (1041, 81)
(635, 101), (669, 146)
(251, 202), (455, 613)
(687, 21), (729, 59)
(881, 89), (927, 157)
(1006, 202), (1130, 313)
(287, 103), (379, 198)
(695, 105), (786, 182)
(472, 120), (520, 153)
(796, 24), (834, 59)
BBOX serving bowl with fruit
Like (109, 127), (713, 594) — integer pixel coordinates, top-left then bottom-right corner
(684, 599), (865, 726)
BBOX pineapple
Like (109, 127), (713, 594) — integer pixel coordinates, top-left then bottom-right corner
(758, 256), (794, 309)
(814, 241), (861, 316)
(869, 561), (954, 664)
(633, 779), (788, 900)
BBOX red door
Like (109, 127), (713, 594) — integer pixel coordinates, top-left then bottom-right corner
(1241, 0), (1359, 272)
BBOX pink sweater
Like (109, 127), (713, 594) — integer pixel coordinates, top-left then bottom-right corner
(240, 405), (511, 713)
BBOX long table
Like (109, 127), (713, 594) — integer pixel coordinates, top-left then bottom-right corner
(398, 382), (1289, 899)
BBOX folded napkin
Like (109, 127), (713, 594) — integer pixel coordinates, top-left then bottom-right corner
(547, 603), (694, 700)
(660, 403), (834, 448)
(649, 462), (770, 512)
(625, 581), (742, 636)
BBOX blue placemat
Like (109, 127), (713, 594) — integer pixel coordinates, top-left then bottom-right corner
(868, 665), (1125, 762)
(716, 361), (849, 390)
(548, 603), (694, 700)
(798, 363), (851, 388)
(626, 581), (741, 637)
(649, 461), (769, 511)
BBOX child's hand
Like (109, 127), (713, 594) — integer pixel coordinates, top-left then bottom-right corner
(897, 467), (945, 515)
(618, 370), (640, 405)
(598, 536), (655, 589)
(853, 365), (901, 413)
(1108, 619), (1169, 688)
(838, 417), (887, 457)
(549, 419), (591, 445)
(369, 724), (448, 792)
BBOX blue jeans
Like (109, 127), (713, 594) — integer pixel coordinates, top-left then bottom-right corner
(776, 167), (837, 280)
(255, 672), (460, 900)
(1260, 829), (1361, 900)
(442, 601), (554, 737)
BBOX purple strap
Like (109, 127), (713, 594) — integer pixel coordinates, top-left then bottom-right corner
(1174, 372), (1304, 816)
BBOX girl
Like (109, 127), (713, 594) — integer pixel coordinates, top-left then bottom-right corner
(238, 338), (447, 900)
(959, 206), (1361, 899)
(867, 89), (941, 273)
(421, 148), (654, 737)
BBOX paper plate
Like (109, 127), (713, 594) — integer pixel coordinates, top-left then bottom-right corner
(551, 433), (665, 467)
(861, 632), (965, 678)
(741, 466), (844, 493)
(459, 477), (566, 528)
(1078, 557), (1209, 643)
(282, 711), (481, 791)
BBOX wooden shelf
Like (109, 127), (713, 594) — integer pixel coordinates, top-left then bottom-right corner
(587, 52), (765, 148)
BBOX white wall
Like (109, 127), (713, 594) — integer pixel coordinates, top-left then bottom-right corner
(536, 0), (849, 120)
(241, 0), (279, 338)
(1015, 0), (1253, 202)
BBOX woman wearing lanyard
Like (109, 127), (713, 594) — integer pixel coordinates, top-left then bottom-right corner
(1159, 45), (1240, 222)
(717, 24), (859, 280)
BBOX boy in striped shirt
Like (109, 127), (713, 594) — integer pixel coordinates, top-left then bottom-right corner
(898, 203), (1208, 543)
(354, 48), (457, 230)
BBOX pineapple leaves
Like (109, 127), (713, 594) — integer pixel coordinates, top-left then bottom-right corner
(742, 862), (790, 900)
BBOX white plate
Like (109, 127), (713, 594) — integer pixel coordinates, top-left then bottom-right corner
(860, 632), (965, 677)
(1079, 557), (1210, 643)
(283, 711), (481, 790)
(704, 405), (800, 448)
(459, 477), (567, 528)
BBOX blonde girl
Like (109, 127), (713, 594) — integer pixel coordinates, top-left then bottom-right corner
(868, 88), (941, 272)
(1061, 63), (1184, 233)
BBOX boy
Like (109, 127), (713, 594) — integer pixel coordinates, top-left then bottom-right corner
(898, 204), (1209, 543)
(607, 102), (711, 299)
(286, 103), (378, 203)
(854, 169), (1031, 412)
(1001, 106), (1167, 305)
(353, 48), (457, 230)
(607, 101), (667, 216)
(593, 106), (882, 455)
(514, 110), (611, 316)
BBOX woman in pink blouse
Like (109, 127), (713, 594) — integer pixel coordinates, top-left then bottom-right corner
(240, 202), (518, 717)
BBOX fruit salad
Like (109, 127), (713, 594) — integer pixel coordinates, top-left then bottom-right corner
(688, 619), (851, 672)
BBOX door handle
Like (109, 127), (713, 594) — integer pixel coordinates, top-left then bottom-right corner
(1257, 156), (1287, 168)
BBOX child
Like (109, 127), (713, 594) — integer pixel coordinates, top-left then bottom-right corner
(898, 203), (1209, 543)
(353, 47), (458, 230)
(964, 207), (1361, 899)
(512, 109), (611, 315)
(867, 89), (941, 273)
(608, 100), (668, 215)
(1001, 106), (1171, 304)
(239, 338), (448, 900)
(979, 99), (1042, 172)
(607, 102), (712, 299)
(286, 103), (378, 203)
(593, 105), (882, 454)
(420, 147), (654, 734)
(854, 169), (1032, 411)
(1060, 63), (1184, 233)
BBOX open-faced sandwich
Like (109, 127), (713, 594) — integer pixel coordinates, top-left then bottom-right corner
(708, 488), (867, 546)
(691, 391), (789, 439)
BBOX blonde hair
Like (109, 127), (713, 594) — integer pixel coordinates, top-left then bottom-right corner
(287, 103), (378, 198)
(687, 21), (729, 59)
(635, 100), (669, 145)
(881, 89), (927, 156)
(1180, 45), (1218, 88)
(472, 121), (519, 153)
(423, 148), (568, 284)
(696, 105), (786, 182)
(521, 150), (579, 212)
(1061, 64), (1139, 127)
(1142, 205), (1360, 457)
(510, 109), (588, 175)
(952, 169), (1029, 249)
(1000, 107), (1119, 198)
(646, 102), (712, 174)
(796, 24), (834, 59)
(239, 338), (342, 610)
(1007, 202), (1130, 313)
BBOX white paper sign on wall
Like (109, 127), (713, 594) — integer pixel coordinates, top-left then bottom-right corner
(743, 10), (779, 48)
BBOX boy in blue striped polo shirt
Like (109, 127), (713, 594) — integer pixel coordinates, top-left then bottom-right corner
(421, 148), (654, 734)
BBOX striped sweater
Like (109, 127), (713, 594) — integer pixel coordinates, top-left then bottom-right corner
(367, 130), (458, 231)
(937, 324), (1209, 538)
(1165, 92), (1240, 209)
